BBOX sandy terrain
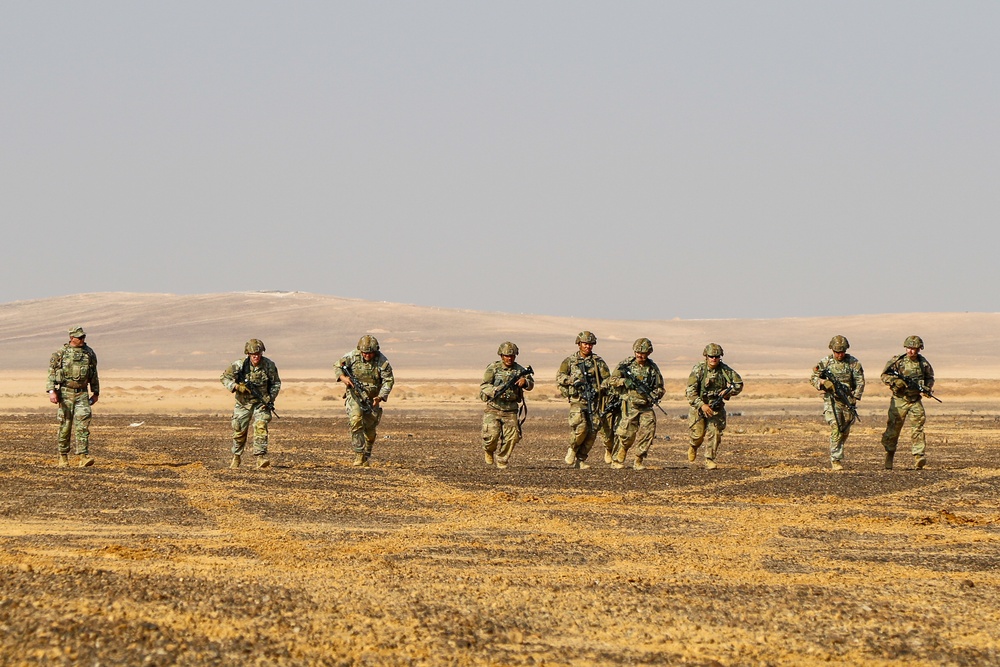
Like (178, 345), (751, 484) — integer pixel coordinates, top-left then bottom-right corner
(2, 293), (999, 665)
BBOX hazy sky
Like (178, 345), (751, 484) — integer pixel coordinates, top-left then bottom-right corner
(3, 2), (998, 319)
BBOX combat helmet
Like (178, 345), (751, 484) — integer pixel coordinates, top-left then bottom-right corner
(632, 338), (653, 354)
(575, 331), (597, 345)
(497, 341), (519, 356)
(68, 326), (86, 339)
(244, 339), (265, 355)
(904, 335), (924, 350)
(829, 335), (850, 352)
(703, 343), (724, 358)
(357, 335), (380, 353)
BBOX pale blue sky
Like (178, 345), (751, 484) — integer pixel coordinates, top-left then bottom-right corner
(3, 2), (997, 319)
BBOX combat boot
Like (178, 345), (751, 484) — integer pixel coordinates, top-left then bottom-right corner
(574, 459), (590, 469)
(78, 455), (94, 467)
(496, 458), (509, 469)
(256, 455), (271, 469)
(611, 461), (625, 469)
(604, 448), (613, 464)
(633, 455), (646, 471)
(914, 455), (927, 469)
(831, 459), (844, 471)
(884, 451), (895, 470)
(57, 454), (69, 468)
(687, 446), (698, 462)
(229, 455), (241, 469)
(352, 452), (365, 467)
(484, 450), (495, 465)
(565, 448), (576, 466)
(360, 453), (372, 468)
(705, 459), (718, 470)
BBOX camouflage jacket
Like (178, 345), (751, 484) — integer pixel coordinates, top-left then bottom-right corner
(811, 354), (865, 406)
(47, 343), (99, 394)
(686, 361), (743, 410)
(338, 350), (394, 401)
(221, 356), (281, 407)
(556, 352), (611, 404)
(481, 360), (534, 412)
(610, 356), (665, 410)
(880, 354), (934, 402)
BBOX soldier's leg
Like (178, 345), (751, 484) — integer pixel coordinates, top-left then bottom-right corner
(688, 407), (707, 461)
(909, 400), (927, 464)
(704, 410), (728, 468)
(632, 411), (657, 468)
(496, 415), (520, 465)
(251, 405), (272, 457)
(231, 404), (251, 456)
(57, 395), (74, 455)
(597, 413), (615, 463)
(881, 398), (905, 453)
(361, 407), (383, 460)
(613, 405), (639, 465)
(71, 393), (93, 457)
(482, 411), (501, 464)
(566, 407), (588, 465)
(824, 407), (847, 464)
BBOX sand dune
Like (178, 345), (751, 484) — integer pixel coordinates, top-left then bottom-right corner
(1, 291), (998, 377)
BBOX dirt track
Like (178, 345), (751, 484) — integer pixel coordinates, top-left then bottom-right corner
(2, 407), (999, 666)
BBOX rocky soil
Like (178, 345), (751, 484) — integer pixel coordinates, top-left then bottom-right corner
(1, 408), (999, 666)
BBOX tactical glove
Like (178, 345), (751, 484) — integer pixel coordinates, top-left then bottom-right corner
(821, 380), (835, 392)
(891, 378), (908, 392)
(234, 383), (250, 394)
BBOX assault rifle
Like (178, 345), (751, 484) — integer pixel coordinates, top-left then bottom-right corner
(617, 361), (669, 417)
(703, 383), (738, 412)
(818, 368), (859, 428)
(575, 360), (599, 431)
(340, 363), (374, 413)
(491, 365), (534, 401)
(490, 365), (534, 426)
(884, 367), (942, 403)
(236, 359), (279, 418)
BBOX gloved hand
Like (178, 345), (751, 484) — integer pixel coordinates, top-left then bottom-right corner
(234, 383), (250, 394)
(891, 378), (908, 392)
(821, 380), (835, 392)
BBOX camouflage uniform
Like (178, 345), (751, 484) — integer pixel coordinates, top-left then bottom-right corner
(46, 327), (100, 464)
(686, 346), (743, 469)
(220, 341), (281, 464)
(608, 340), (664, 468)
(481, 343), (534, 468)
(810, 348), (865, 467)
(338, 338), (394, 466)
(556, 343), (613, 466)
(880, 338), (934, 468)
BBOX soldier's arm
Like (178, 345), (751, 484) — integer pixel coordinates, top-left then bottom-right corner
(555, 358), (573, 387)
(221, 361), (239, 391)
(269, 362), (281, 401)
(853, 360), (865, 400)
(685, 368), (703, 408)
(520, 366), (534, 392)
(809, 359), (825, 390)
(378, 359), (394, 400)
(922, 359), (934, 390)
(480, 365), (496, 400)
(652, 367), (665, 401)
(88, 350), (100, 396)
(726, 367), (744, 396)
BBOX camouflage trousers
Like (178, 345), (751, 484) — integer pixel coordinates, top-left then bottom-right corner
(231, 401), (272, 456)
(57, 389), (92, 455)
(881, 396), (926, 457)
(614, 402), (656, 463)
(482, 407), (521, 465)
(823, 401), (856, 463)
(346, 395), (383, 455)
(689, 407), (728, 462)
(567, 402), (613, 462)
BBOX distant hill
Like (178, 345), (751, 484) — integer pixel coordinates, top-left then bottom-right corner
(1, 292), (998, 377)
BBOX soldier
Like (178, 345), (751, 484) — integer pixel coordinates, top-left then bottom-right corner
(810, 335), (865, 471)
(556, 331), (614, 469)
(608, 338), (664, 470)
(46, 326), (100, 467)
(220, 339), (281, 469)
(337, 335), (394, 467)
(480, 342), (534, 469)
(880, 335), (934, 470)
(686, 343), (743, 470)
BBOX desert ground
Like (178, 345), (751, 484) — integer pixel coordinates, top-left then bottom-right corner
(2, 293), (1000, 665)
(2, 374), (1000, 666)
